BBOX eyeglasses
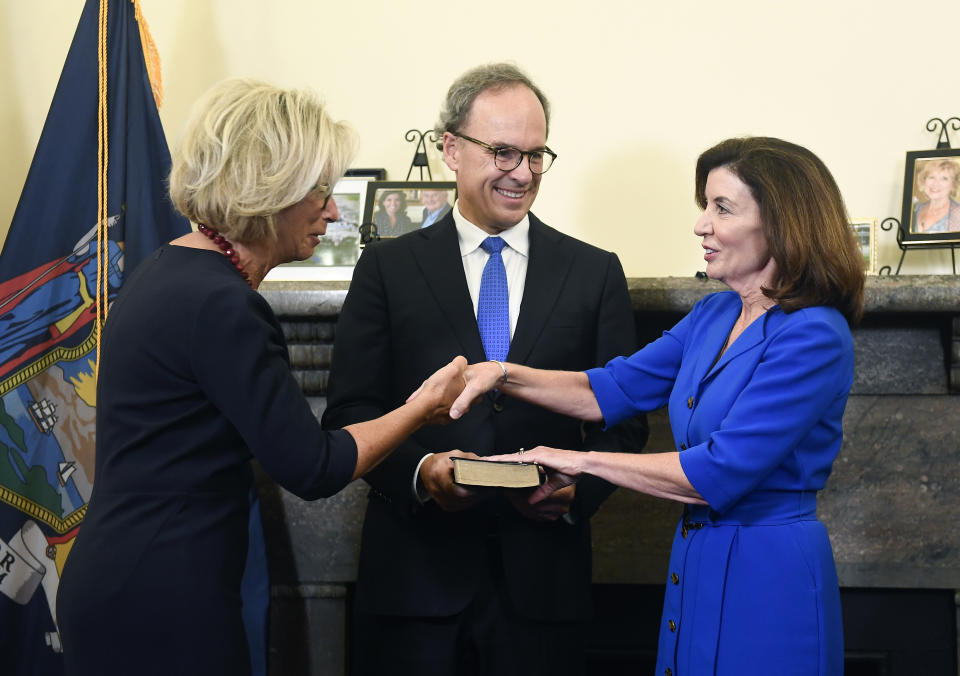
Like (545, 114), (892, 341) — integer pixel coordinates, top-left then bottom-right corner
(454, 133), (557, 174)
(311, 182), (332, 209)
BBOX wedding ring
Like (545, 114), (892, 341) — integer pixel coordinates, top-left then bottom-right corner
(518, 448), (525, 457)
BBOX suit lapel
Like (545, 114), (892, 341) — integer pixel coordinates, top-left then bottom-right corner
(700, 302), (770, 384)
(692, 300), (739, 384)
(507, 215), (573, 365)
(715, 316), (766, 369)
(409, 214), (487, 363)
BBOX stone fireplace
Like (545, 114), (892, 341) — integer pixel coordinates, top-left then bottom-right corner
(257, 275), (960, 675)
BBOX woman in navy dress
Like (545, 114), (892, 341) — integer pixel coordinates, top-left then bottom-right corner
(55, 79), (466, 676)
(449, 137), (864, 675)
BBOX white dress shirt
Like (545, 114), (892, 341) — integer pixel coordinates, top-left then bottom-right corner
(453, 201), (529, 339)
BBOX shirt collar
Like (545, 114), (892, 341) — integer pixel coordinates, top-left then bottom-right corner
(452, 199), (530, 257)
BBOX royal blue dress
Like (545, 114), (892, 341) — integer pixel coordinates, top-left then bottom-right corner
(587, 291), (852, 675)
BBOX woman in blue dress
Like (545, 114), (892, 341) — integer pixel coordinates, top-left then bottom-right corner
(447, 137), (864, 675)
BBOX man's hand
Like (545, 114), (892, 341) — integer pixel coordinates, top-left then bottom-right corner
(505, 484), (576, 522)
(420, 450), (492, 511)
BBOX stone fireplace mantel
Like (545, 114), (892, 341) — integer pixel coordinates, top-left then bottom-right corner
(257, 275), (960, 673)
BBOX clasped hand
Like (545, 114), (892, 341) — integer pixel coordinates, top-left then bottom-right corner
(411, 356), (470, 425)
(408, 359), (505, 421)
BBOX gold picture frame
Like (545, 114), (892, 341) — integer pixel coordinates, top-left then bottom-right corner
(849, 217), (878, 275)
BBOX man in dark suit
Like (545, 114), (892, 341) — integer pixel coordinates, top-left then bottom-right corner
(322, 63), (647, 676)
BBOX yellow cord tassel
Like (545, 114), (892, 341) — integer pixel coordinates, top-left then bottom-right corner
(95, 0), (109, 375)
(132, 0), (163, 108)
(95, 0), (163, 374)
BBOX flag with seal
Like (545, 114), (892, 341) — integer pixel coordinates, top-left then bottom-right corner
(0, 1), (201, 673)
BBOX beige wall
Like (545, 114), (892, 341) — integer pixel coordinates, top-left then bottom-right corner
(2, 0), (959, 277)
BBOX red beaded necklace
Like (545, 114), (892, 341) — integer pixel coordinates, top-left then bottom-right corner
(197, 223), (251, 285)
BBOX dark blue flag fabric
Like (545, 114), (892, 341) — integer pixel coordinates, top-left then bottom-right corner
(0, 2), (271, 674)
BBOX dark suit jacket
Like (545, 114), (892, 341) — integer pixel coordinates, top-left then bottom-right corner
(322, 212), (648, 621)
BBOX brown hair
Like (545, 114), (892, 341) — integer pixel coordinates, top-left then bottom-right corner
(434, 62), (550, 150)
(695, 137), (864, 325)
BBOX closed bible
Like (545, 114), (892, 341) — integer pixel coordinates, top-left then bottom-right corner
(451, 457), (543, 488)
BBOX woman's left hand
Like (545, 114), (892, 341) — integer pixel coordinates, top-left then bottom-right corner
(449, 361), (507, 419)
(488, 446), (585, 505)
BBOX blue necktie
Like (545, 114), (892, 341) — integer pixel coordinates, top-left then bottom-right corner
(477, 236), (509, 361)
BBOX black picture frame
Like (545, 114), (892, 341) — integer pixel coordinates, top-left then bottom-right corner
(345, 167), (387, 180)
(900, 149), (960, 244)
(361, 181), (457, 243)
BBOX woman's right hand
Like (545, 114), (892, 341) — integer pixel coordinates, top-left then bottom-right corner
(411, 356), (468, 425)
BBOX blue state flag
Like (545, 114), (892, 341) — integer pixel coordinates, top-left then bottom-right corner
(0, 2), (205, 673)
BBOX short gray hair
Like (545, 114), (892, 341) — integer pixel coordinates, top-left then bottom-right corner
(169, 78), (357, 244)
(434, 63), (550, 150)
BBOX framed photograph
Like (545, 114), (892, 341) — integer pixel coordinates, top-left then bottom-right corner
(264, 177), (370, 281)
(361, 181), (457, 241)
(848, 218), (878, 274)
(900, 149), (960, 244)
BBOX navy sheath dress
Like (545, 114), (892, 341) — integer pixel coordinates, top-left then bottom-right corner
(56, 246), (358, 676)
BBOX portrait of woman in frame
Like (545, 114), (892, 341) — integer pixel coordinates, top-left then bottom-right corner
(902, 149), (960, 242)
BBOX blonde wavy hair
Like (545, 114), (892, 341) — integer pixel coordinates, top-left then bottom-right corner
(915, 158), (960, 202)
(169, 78), (357, 243)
